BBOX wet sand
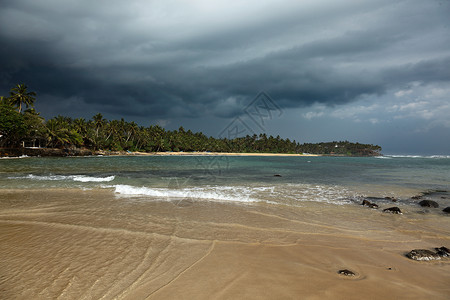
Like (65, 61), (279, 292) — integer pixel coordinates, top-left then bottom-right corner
(0, 189), (449, 299)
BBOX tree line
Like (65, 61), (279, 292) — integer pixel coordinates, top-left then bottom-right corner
(0, 84), (382, 156)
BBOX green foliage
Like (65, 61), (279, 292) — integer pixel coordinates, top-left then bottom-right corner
(1, 83), (382, 155)
(0, 102), (27, 147)
(298, 141), (382, 156)
(40, 115), (380, 155)
(23, 109), (47, 144)
(8, 84), (36, 113)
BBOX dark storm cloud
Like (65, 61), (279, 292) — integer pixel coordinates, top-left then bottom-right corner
(1, 0), (449, 121)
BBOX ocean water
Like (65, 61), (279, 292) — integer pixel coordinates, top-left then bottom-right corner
(1, 155), (449, 209)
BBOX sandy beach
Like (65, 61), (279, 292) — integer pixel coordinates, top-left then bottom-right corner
(108, 151), (321, 157)
(0, 147), (323, 158)
(1, 189), (449, 299)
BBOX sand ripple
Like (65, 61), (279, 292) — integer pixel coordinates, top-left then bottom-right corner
(1, 189), (449, 299)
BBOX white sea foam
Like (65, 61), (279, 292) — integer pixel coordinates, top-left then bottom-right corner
(8, 174), (66, 181)
(112, 183), (355, 206)
(72, 175), (115, 182)
(385, 155), (450, 159)
(0, 155), (29, 159)
(113, 184), (259, 203)
(8, 174), (115, 182)
(272, 183), (354, 205)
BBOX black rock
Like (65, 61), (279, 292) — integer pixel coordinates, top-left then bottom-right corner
(435, 247), (450, 257)
(385, 196), (397, 202)
(383, 207), (402, 214)
(338, 269), (356, 276)
(406, 249), (441, 261)
(273, 174), (282, 177)
(361, 200), (378, 209)
(443, 207), (450, 213)
(418, 200), (439, 208)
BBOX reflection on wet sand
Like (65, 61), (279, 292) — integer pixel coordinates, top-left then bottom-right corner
(0, 189), (449, 299)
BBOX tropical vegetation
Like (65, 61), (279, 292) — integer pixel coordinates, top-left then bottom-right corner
(0, 84), (382, 156)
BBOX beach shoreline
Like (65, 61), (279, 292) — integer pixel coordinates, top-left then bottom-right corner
(0, 189), (449, 299)
(124, 151), (321, 157)
(0, 147), (322, 158)
(1, 155), (449, 299)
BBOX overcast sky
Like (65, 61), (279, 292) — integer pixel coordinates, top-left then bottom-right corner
(1, 0), (449, 154)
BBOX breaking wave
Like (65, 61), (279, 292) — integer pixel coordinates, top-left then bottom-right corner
(384, 155), (450, 159)
(112, 183), (354, 206)
(8, 174), (115, 182)
(113, 184), (259, 203)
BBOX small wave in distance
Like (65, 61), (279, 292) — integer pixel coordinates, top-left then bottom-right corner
(8, 174), (115, 182)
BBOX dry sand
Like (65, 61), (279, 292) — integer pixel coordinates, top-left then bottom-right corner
(101, 151), (321, 157)
(0, 189), (449, 299)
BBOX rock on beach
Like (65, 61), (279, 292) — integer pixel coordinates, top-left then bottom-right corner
(435, 247), (450, 257)
(418, 200), (439, 208)
(361, 199), (378, 209)
(383, 207), (402, 214)
(406, 249), (441, 261)
(406, 247), (450, 261)
(338, 269), (356, 276)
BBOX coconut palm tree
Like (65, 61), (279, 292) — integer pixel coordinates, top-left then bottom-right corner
(9, 84), (36, 113)
(73, 118), (88, 136)
(92, 113), (106, 138)
(45, 119), (70, 148)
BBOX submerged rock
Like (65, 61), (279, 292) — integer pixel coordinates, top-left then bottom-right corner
(419, 200), (439, 208)
(385, 196), (397, 202)
(361, 199), (378, 209)
(338, 269), (356, 276)
(443, 207), (450, 213)
(383, 207), (402, 214)
(365, 197), (385, 202)
(273, 174), (282, 177)
(406, 249), (441, 261)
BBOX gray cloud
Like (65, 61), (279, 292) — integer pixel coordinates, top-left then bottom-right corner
(1, 0), (450, 153)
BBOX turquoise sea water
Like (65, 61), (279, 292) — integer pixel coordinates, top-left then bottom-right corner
(1, 155), (449, 208)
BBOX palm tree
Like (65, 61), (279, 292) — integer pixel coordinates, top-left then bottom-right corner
(92, 113), (106, 138)
(9, 84), (36, 113)
(46, 119), (70, 148)
(73, 118), (87, 136)
(126, 121), (139, 143)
